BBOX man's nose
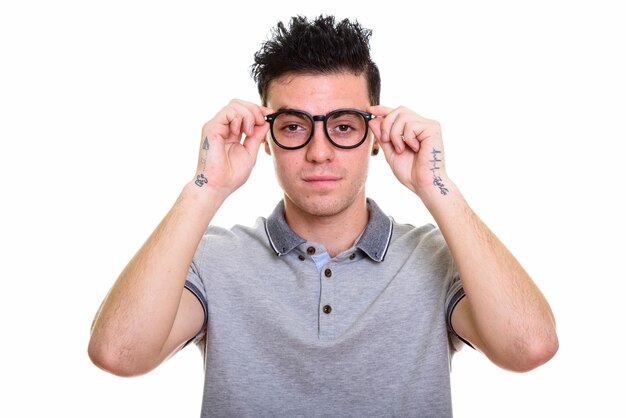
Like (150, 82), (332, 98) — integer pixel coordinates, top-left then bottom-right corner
(305, 121), (334, 162)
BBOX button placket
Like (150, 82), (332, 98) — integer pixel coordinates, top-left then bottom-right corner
(319, 261), (339, 340)
(320, 264), (333, 316)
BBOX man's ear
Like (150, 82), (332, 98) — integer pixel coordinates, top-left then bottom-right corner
(371, 137), (380, 156)
(263, 135), (272, 156)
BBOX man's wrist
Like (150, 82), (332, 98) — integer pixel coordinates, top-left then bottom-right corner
(415, 174), (459, 209)
(179, 180), (230, 218)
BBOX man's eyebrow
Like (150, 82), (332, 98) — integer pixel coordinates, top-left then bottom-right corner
(272, 106), (312, 114)
(274, 106), (301, 112)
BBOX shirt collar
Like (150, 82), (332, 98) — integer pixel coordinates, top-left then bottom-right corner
(265, 198), (393, 262)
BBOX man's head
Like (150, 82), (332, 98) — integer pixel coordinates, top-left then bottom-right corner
(251, 15), (380, 107)
(252, 16), (381, 221)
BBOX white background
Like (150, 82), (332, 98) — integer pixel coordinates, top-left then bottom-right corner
(1, 1), (624, 416)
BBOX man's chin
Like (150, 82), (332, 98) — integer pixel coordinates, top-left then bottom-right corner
(285, 194), (357, 219)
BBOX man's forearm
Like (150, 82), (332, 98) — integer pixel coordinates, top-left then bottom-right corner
(420, 178), (558, 369)
(88, 182), (226, 374)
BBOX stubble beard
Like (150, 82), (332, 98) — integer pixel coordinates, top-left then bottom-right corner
(283, 178), (367, 220)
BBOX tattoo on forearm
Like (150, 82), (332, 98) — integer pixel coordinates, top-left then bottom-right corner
(195, 137), (210, 187)
(430, 148), (449, 195)
(433, 175), (448, 195)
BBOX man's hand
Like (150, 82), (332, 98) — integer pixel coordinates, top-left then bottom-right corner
(193, 99), (273, 198)
(368, 105), (449, 198)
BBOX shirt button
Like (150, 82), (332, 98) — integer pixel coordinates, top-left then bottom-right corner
(307, 246), (316, 255)
(298, 254), (305, 261)
(322, 305), (332, 314)
(324, 268), (332, 278)
(349, 253), (356, 260)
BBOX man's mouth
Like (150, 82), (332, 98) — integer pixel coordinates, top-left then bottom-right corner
(302, 174), (343, 188)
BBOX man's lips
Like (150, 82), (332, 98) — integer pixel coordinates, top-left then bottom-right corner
(302, 174), (342, 183)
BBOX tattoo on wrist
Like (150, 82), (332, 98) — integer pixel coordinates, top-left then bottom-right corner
(195, 173), (208, 187)
(429, 148), (449, 195)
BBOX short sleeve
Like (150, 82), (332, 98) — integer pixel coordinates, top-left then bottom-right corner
(445, 268), (473, 350)
(183, 259), (208, 348)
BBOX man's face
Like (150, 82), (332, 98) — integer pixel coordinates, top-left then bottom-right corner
(264, 71), (375, 218)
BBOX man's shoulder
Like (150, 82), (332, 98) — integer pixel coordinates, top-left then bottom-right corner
(390, 219), (437, 238)
(390, 220), (447, 250)
(197, 217), (269, 251)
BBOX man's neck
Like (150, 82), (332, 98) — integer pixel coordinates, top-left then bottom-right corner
(283, 197), (369, 258)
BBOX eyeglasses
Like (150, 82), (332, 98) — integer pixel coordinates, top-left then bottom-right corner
(265, 108), (375, 150)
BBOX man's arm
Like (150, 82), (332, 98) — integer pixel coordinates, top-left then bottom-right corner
(88, 100), (271, 376)
(368, 105), (558, 372)
(423, 180), (558, 371)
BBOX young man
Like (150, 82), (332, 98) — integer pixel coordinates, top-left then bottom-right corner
(89, 15), (558, 417)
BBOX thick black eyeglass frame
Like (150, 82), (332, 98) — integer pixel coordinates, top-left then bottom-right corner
(264, 108), (376, 150)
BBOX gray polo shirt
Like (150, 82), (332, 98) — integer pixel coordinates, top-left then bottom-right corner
(185, 198), (466, 418)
